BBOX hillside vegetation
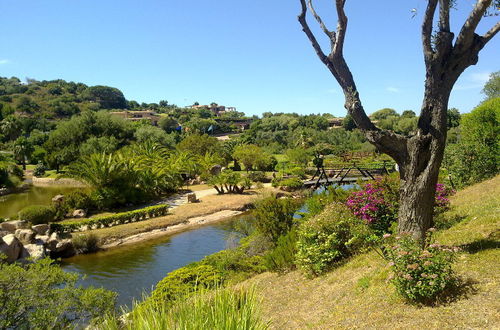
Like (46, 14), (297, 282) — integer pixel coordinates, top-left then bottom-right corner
(247, 175), (500, 329)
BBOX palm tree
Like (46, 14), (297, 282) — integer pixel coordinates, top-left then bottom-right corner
(12, 137), (34, 170)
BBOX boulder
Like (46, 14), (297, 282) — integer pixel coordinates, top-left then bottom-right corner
(52, 239), (75, 258)
(46, 232), (60, 251)
(1, 220), (29, 233)
(52, 194), (64, 203)
(0, 231), (9, 238)
(20, 242), (46, 261)
(36, 235), (50, 244)
(31, 224), (49, 236)
(15, 229), (36, 244)
(72, 209), (87, 218)
(187, 193), (198, 203)
(210, 164), (222, 176)
(0, 234), (22, 262)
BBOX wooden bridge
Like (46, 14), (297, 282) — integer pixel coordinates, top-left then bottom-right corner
(303, 161), (394, 188)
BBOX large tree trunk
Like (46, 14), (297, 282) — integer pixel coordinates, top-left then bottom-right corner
(397, 88), (449, 240)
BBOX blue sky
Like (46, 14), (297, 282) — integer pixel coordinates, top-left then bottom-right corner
(0, 0), (498, 117)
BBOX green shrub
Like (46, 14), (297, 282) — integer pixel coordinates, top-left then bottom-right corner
(304, 186), (351, 218)
(0, 258), (116, 329)
(264, 229), (298, 272)
(383, 230), (457, 303)
(150, 265), (223, 306)
(33, 162), (46, 177)
(201, 246), (267, 281)
(278, 177), (304, 191)
(72, 233), (100, 254)
(247, 171), (267, 183)
(18, 205), (55, 225)
(296, 203), (373, 276)
(64, 190), (95, 211)
(253, 196), (300, 242)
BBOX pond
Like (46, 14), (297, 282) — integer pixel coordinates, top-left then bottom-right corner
(61, 216), (246, 308)
(0, 185), (82, 219)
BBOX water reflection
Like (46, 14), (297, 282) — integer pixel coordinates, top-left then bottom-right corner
(0, 185), (82, 218)
(62, 219), (243, 308)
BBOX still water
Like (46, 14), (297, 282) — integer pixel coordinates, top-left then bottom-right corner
(0, 185), (82, 219)
(61, 219), (243, 308)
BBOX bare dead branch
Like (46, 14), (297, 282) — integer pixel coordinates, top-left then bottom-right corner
(456, 0), (493, 48)
(298, 0), (330, 66)
(483, 20), (500, 43)
(307, 0), (336, 46)
(422, 0), (438, 60)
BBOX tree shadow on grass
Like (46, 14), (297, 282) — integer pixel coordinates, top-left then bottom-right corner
(460, 238), (500, 254)
(459, 230), (500, 254)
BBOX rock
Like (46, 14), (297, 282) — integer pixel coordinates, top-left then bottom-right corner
(1, 220), (29, 233)
(210, 164), (222, 176)
(20, 242), (46, 260)
(0, 231), (9, 238)
(54, 239), (73, 253)
(52, 194), (64, 203)
(0, 234), (22, 262)
(15, 229), (36, 244)
(46, 232), (61, 251)
(52, 239), (75, 258)
(32, 224), (49, 235)
(187, 193), (198, 203)
(72, 209), (87, 218)
(36, 235), (50, 244)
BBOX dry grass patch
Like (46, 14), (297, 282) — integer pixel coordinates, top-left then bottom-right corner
(245, 175), (500, 329)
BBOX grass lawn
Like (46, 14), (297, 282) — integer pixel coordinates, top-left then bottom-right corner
(245, 175), (500, 329)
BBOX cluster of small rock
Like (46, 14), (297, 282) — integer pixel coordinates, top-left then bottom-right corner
(0, 220), (75, 263)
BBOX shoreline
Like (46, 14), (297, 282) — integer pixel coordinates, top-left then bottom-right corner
(100, 209), (246, 250)
(72, 186), (278, 255)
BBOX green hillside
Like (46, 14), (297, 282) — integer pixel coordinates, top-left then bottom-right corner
(246, 175), (500, 329)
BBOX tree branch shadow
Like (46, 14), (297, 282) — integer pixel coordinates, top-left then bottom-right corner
(459, 230), (500, 254)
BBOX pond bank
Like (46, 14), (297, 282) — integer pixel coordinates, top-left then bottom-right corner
(83, 186), (278, 251)
(31, 177), (86, 187)
(101, 209), (245, 249)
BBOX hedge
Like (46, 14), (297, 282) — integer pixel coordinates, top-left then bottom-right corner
(18, 205), (55, 225)
(50, 204), (170, 233)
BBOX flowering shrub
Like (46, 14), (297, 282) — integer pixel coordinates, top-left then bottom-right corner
(434, 183), (455, 215)
(346, 176), (399, 234)
(383, 229), (457, 303)
(346, 176), (454, 234)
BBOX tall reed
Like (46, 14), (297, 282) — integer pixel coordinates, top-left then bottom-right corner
(97, 286), (268, 330)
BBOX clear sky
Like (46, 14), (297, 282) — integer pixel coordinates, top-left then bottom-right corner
(0, 0), (498, 117)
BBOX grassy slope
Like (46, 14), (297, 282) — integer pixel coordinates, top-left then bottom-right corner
(247, 176), (500, 329)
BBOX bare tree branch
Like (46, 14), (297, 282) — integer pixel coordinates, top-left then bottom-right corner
(298, 0), (330, 66)
(483, 20), (500, 43)
(456, 0), (493, 48)
(438, 0), (451, 31)
(298, 0), (408, 163)
(333, 0), (348, 56)
(307, 0), (336, 46)
(422, 0), (438, 61)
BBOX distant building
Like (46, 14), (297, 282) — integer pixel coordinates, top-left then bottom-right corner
(110, 110), (160, 126)
(328, 117), (344, 128)
(188, 103), (236, 117)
